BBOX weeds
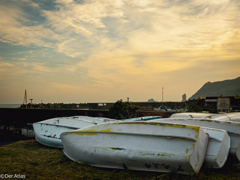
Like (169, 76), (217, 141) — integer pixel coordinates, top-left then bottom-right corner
(0, 140), (240, 180)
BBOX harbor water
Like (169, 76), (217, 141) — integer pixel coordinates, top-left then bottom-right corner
(0, 104), (21, 108)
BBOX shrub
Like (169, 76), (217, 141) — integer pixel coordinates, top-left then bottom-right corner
(109, 99), (140, 119)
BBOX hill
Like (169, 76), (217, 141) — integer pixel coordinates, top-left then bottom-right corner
(189, 77), (240, 100)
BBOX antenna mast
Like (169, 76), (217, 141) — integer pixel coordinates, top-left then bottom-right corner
(162, 87), (164, 106)
(23, 89), (27, 108)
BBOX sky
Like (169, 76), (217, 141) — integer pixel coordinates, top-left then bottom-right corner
(0, 0), (239, 104)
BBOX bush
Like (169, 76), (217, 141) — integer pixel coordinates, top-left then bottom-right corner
(109, 99), (140, 119)
(187, 101), (203, 112)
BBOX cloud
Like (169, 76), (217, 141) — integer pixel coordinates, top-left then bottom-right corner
(76, 28), (240, 96)
(50, 82), (94, 93)
(0, 0), (240, 103)
(30, 3), (39, 8)
(0, 5), (61, 47)
(57, 39), (83, 57)
(1, 0), (239, 57)
(125, 0), (239, 51)
(0, 62), (13, 67)
(0, 60), (78, 79)
(77, 49), (193, 91)
(221, 31), (240, 53)
(41, 0), (125, 36)
(0, 62), (14, 79)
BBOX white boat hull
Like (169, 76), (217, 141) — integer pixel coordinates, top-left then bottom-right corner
(33, 116), (162, 148)
(151, 119), (230, 168)
(200, 128), (230, 168)
(120, 116), (162, 121)
(151, 118), (240, 163)
(171, 112), (240, 122)
(33, 116), (117, 148)
(170, 113), (214, 119)
(203, 113), (240, 122)
(61, 121), (209, 174)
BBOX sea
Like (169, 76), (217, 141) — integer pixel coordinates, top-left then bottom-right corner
(0, 104), (22, 108)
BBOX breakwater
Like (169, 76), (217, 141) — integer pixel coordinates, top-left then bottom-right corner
(0, 108), (174, 143)
(0, 108), (173, 127)
(20, 101), (187, 110)
(0, 108), (109, 142)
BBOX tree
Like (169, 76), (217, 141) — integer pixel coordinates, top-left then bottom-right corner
(109, 99), (141, 119)
(187, 101), (203, 112)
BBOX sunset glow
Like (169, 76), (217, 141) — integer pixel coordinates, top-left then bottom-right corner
(0, 0), (239, 103)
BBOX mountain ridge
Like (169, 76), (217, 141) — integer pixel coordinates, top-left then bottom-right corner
(189, 77), (240, 100)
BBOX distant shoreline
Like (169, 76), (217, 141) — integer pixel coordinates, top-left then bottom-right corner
(0, 104), (21, 108)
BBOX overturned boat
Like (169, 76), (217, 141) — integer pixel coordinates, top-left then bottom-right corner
(151, 118), (240, 163)
(33, 116), (117, 148)
(120, 116), (162, 121)
(61, 121), (209, 174)
(203, 112), (240, 122)
(170, 112), (240, 122)
(150, 119), (230, 168)
(170, 113), (214, 119)
(33, 116), (162, 148)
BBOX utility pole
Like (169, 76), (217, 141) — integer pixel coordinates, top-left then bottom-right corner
(30, 99), (33, 108)
(23, 89), (27, 108)
(162, 87), (164, 106)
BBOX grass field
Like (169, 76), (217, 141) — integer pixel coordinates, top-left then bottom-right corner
(0, 140), (239, 180)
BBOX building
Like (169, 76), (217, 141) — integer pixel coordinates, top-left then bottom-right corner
(182, 94), (187, 102)
(204, 96), (240, 112)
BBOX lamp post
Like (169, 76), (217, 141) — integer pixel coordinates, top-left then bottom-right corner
(162, 87), (164, 106)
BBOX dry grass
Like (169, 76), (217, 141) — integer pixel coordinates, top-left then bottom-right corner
(0, 140), (239, 180)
